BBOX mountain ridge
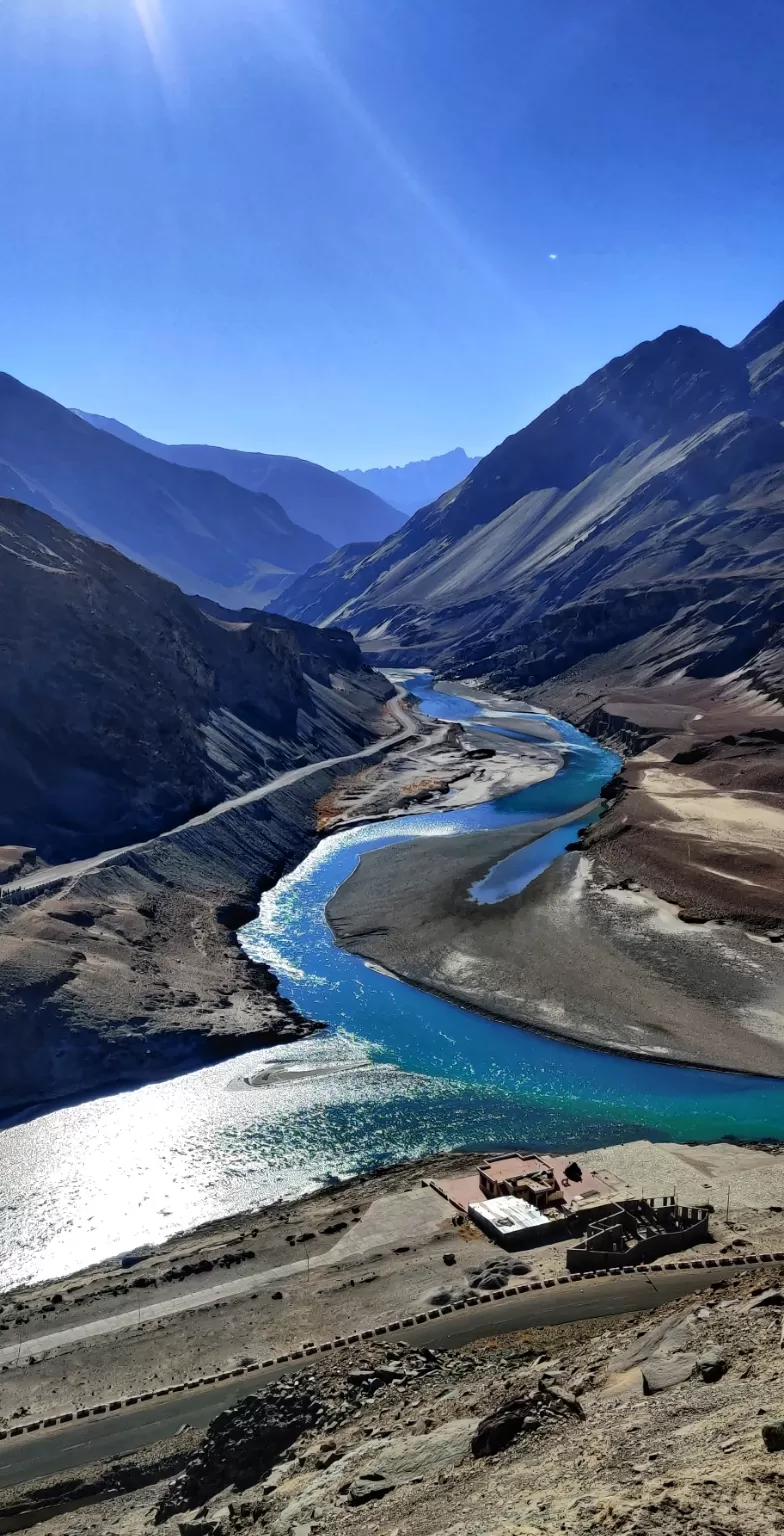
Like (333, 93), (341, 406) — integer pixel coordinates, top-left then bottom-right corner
(274, 306), (784, 717)
(0, 373), (333, 608)
(73, 410), (403, 547)
(0, 495), (387, 865)
(339, 446), (480, 515)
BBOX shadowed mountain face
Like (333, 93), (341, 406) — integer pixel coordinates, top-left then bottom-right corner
(275, 307), (784, 709)
(269, 541), (381, 627)
(736, 299), (784, 423)
(339, 447), (480, 515)
(0, 497), (390, 865)
(74, 411), (403, 547)
(0, 372), (331, 610)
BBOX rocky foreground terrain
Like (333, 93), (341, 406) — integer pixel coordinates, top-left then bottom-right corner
(8, 1267), (784, 1536)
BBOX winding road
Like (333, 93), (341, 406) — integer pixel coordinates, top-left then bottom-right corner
(0, 1262), (758, 1492)
(0, 689), (416, 905)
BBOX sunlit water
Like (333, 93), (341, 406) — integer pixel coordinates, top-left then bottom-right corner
(2, 676), (784, 1290)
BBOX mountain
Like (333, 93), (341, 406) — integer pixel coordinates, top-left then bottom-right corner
(269, 541), (380, 627)
(736, 299), (784, 423)
(74, 411), (403, 546)
(275, 307), (784, 714)
(0, 374), (331, 609)
(339, 447), (480, 515)
(0, 496), (395, 1116)
(0, 497), (389, 866)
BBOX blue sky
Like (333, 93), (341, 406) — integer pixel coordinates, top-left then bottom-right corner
(0, 0), (782, 468)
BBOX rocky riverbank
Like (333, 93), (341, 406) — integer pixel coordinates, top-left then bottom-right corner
(526, 671), (784, 933)
(315, 715), (561, 832)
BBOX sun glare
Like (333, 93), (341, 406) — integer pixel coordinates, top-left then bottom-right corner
(128, 0), (182, 101)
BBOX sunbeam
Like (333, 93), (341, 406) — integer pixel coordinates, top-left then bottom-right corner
(256, 0), (528, 313)
(131, 0), (182, 100)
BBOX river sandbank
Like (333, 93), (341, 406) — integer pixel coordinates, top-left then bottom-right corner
(326, 810), (784, 1076)
(315, 708), (561, 832)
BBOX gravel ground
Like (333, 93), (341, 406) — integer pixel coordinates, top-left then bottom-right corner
(14, 1267), (784, 1536)
(2, 1142), (783, 1430)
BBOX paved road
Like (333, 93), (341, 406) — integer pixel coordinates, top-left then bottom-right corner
(0, 1256), (313, 1371)
(0, 1264), (753, 1492)
(0, 691), (415, 902)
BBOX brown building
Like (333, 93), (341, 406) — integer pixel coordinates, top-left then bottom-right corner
(477, 1154), (612, 1212)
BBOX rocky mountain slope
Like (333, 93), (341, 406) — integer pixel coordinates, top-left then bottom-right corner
(74, 411), (403, 547)
(0, 374), (332, 609)
(0, 497), (386, 866)
(275, 305), (784, 719)
(0, 497), (397, 1115)
(737, 296), (784, 423)
(270, 540), (381, 626)
(339, 446), (480, 515)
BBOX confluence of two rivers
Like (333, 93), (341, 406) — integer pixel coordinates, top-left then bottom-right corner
(1, 676), (783, 1288)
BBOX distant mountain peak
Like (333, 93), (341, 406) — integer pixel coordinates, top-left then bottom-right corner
(339, 447), (481, 515)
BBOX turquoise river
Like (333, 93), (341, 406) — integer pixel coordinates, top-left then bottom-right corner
(1, 675), (783, 1289)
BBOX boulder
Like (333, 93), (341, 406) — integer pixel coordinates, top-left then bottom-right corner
(763, 1421), (784, 1453)
(747, 1289), (784, 1311)
(472, 1396), (543, 1457)
(542, 1384), (585, 1417)
(347, 1472), (394, 1505)
(642, 1354), (697, 1394)
(157, 1386), (321, 1522)
(697, 1345), (727, 1384)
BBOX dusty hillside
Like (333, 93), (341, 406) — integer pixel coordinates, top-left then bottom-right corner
(0, 496), (397, 1116)
(12, 1266), (784, 1536)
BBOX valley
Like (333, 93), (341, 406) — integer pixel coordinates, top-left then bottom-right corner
(5, 13), (784, 1533)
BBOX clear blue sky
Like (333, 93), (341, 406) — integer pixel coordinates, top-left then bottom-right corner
(0, 0), (782, 468)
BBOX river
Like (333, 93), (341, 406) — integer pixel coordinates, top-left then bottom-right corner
(1, 676), (784, 1290)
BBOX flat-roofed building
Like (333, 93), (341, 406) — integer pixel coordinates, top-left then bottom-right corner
(468, 1194), (552, 1245)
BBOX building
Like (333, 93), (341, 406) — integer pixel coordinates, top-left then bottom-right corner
(476, 1154), (610, 1211)
(565, 1196), (711, 1272)
(432, 1152), (614, 1219)
(430, 1151), (616, 1251)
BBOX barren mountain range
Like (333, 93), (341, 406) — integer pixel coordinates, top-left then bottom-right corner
(276, 301), (784, 718)
(73, 410), (404, 547)
(339, 446), (480, 515)
(0, 497), (396, 1114)
(278, 300), (784, 941)
(0, 373), (335, 609)
(0, 497), (389, 867)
